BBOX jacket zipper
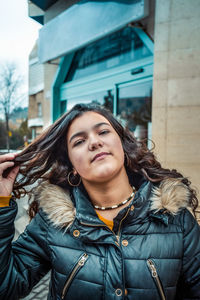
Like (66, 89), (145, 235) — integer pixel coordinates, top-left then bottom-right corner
(81, 207), (131, 244)
(61, 253), (88, 299)
(147, 259), (166, 300)
(116, 208), (130, 242)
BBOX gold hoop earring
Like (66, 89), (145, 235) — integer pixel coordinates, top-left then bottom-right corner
(67, 171), (81, 187)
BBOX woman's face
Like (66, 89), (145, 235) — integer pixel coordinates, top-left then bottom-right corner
(67, 111), (125, 184)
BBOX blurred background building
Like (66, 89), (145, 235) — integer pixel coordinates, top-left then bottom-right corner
(27, 0), (200, 217)
(28, 40), (44, 139)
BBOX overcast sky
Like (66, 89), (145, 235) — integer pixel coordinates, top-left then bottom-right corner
(0, 0), (41, 109)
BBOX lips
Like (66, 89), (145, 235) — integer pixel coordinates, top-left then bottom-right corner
(91, 152), (110, 163)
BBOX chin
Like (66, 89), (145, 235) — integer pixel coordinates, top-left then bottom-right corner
(91, 175), (114, 183)
(93, 166), (122, 181)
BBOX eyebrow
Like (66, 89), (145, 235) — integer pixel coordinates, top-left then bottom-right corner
(69, 122), (110, 143)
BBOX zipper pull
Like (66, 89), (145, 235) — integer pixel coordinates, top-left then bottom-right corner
(147, 259), (166, 300)
(147, 259), (158, 278)
(78, 253), (88, 266)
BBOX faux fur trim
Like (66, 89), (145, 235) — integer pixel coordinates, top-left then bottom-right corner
(150, 178), (191, 215)
(35, 178), (191, 229)
(35, 182), (76, 231)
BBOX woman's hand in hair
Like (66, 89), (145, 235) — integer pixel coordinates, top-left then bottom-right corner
(0, 153), (19, 196)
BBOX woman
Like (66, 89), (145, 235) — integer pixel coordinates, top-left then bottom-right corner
(0, 103), (199, 300)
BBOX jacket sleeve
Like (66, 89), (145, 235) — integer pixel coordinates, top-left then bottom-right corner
(0, 199), (51, 300)
(176, 209), (200, 299)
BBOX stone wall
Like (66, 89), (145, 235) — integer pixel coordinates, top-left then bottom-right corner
(152, 0), (200, 204)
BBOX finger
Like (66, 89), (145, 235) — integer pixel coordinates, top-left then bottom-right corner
(12, 152), (20, 158)
(0, 161), (15, 174)
(7, 166), (19, 181)
(0, 153), (15, 163)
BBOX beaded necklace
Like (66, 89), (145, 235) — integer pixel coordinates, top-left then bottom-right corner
(94, 187), (136, 211)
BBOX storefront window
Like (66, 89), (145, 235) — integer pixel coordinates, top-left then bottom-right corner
(117, 80), (152, 141)
(66, 89), (114, 112)
(65, 27), (151, 82)
(60, 26), (153, 147)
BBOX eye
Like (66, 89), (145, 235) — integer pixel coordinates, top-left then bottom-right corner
(99, 129), (110, 135)
(73, 139), (85, 147)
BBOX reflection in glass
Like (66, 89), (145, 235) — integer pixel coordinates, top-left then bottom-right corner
(66, 90), (114, 112)
(65, 27), (151, 82)
(117, 81), (152, 142)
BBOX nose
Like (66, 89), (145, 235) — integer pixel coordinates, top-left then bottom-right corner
(88, 134), (103, 151)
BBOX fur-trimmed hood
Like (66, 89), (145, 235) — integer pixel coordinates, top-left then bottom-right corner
(35, 178), (192, 230)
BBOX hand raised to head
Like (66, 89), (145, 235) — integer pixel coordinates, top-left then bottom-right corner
(0, 153), (19, 196)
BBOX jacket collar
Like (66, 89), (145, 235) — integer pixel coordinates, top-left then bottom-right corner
(36, 177), (192, 230)
(72, 186), (103, 225)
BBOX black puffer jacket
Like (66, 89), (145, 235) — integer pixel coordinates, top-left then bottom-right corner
(0, 178), (200, 300)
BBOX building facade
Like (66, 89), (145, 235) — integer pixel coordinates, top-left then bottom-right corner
(28, 41), (45, 139)
(28, 0), (200, 217)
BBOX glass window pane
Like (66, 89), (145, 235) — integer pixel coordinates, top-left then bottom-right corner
(65, 27), (152, 82)
(117, 81), (152, 142)
(37, 103), (42, 117)
(66, 89), (114, 112)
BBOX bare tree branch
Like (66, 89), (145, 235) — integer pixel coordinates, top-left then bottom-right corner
(0, 62), (23, 151)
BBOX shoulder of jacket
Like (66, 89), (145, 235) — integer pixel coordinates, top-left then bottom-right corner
(33, 181), (76, 231)
(150, 177), (193, 216)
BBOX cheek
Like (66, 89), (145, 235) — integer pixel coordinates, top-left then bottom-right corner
(113, 137), (124, 161)
(68, 148), (88, 173)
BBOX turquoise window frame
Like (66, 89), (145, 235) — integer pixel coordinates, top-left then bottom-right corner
(52, 27), (154, 122)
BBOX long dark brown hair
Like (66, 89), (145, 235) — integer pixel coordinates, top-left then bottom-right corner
(12, 103), (198, 218)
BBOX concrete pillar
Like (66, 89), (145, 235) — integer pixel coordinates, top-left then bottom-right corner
(152, 0), (200, 198)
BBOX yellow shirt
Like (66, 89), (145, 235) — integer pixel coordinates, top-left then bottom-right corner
(96, 212), (114, 231)
(0, 196), (11, 207)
